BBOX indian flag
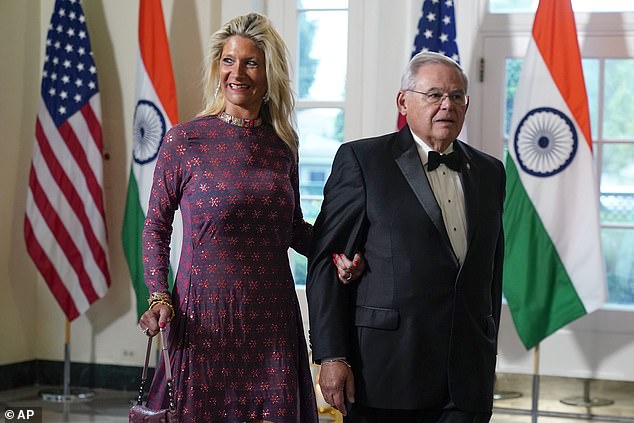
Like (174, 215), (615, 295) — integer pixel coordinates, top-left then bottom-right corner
(122, 0), (182, 319)
(503, 0), (607, 350)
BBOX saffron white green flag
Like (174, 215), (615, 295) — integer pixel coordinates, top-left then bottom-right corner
(122, 0), (182, 319)
(503, 0), (607, 349)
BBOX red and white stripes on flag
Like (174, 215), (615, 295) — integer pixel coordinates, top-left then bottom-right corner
(25, 0), (110, 321)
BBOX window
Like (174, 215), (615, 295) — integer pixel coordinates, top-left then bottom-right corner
(292, 0), (350, 284)
(599, 59), (634, 304)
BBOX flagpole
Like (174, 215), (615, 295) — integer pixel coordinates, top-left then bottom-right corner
(531, 343), (540, 423)
(39, 320), (95, 403)
(559, 378), (613, 407)
(63, 319), (71, 397)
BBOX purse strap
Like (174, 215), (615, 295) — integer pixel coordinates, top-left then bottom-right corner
(135, 327), (176, 412)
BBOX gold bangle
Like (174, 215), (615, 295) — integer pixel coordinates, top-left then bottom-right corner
(149, 300), (174, 321)
(147, 291), (171, 306)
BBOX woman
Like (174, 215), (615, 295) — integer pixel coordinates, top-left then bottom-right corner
(138, 13), (360, 423)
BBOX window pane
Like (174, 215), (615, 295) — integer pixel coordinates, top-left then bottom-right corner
(298, 108), (344, 144)
(583, 59), (599, 140)
(504, 58), (522, 139)
(603, 59), (634, 140)
(291, 252), (308, 286)
(602, 228), (634, 305)
(490, 0), (634, 13)
(292, 109), (344, 285)
(490, 0), (534, 13)
(298, 0), (348, 9)
(600, 143), (634, 224)
(298, 10), (348, 101)
(297, 108), (343, 221)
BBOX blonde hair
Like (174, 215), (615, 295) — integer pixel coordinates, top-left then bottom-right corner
(199, 13), (298, 154)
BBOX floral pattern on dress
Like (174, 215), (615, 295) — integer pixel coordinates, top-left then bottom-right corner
(143, 115), (316, 423)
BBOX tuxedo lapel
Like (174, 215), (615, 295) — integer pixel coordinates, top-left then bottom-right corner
(392, 127), (449, 244)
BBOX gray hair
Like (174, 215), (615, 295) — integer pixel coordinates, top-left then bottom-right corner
(400, 51), (469, 93)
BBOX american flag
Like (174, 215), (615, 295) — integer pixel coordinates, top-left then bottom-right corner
(25, 0), (110, 321)
(413, 0), (460, 63)
(398, 0), (461, 128)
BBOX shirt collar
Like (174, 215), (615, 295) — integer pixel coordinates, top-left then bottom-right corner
(409, 128), (454, 165)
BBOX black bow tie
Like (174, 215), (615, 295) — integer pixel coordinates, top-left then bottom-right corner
(427, 150), (462, 172)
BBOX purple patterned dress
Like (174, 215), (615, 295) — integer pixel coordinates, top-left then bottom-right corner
(143, 115), (318, 423)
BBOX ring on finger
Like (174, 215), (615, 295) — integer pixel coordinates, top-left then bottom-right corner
(345, 272), (352, 281)
(142, 327), (149, 335)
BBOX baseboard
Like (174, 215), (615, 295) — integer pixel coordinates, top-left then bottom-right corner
(0, 360), (154, 391)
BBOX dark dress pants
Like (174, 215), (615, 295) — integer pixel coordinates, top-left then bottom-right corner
(344, 400), (492, 423)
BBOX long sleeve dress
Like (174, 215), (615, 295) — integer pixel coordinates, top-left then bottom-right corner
(143, 115), (318, 423)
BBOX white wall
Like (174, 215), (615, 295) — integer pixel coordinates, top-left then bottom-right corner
(0, 0), (41, 366)
(1, 0), (633, 383)
(1, 0), (222, 367)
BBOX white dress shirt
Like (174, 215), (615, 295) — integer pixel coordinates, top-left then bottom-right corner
(410, 131), (467, 264)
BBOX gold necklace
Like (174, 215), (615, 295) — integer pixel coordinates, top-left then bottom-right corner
(217, 111), (262, 128)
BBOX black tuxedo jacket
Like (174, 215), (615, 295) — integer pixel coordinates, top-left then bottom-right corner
(307, 125), (505, 413)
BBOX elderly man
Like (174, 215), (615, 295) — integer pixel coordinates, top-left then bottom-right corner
(307, 52), (506, 423)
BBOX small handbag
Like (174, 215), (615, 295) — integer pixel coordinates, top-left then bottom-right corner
(129, 327), (177, 423)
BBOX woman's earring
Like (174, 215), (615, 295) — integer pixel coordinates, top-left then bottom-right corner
(263, 91), (270, 104)
(214, 81), (221, 99)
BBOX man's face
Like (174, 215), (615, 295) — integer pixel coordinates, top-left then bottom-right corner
(396, 63), (468, 151)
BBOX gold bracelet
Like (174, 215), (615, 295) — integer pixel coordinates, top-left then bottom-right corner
(149, 300), (174, 321)
(147, 291), (171, 306)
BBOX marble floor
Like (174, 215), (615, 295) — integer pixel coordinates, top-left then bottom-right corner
(0, 374), (632, 423)
(490, 374), (634, 423)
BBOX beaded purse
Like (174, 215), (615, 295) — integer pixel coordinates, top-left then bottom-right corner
(129, 327), (177, 423)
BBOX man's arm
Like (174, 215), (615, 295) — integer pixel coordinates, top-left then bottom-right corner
(307, 142), (367, 362)
(307, 143), (367, 415)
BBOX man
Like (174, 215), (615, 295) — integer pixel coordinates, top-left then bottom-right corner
(307, 52), (505, 423)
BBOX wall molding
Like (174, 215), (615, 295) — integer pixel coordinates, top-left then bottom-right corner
(0, 360), (153, 392)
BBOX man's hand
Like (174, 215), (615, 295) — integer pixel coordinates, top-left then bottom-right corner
(318, 360), (355, 416)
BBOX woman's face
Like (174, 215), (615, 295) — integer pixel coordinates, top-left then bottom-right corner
(219, 35), (267, 119)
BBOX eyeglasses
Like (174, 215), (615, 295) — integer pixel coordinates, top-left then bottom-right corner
(406, 89), (468, 106)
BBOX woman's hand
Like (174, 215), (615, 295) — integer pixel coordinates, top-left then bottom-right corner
(333, 252), (365, 284)
(138, 303), (172, 337)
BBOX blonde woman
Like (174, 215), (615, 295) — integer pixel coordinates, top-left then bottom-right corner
(138, 13), (361, 423)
